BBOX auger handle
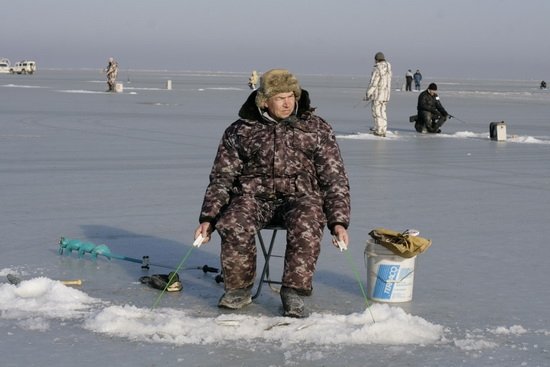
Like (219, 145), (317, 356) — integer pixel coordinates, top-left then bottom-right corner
(202, 265), (219, 273)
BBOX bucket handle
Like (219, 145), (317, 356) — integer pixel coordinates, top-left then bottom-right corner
(370, 269), (415, 283)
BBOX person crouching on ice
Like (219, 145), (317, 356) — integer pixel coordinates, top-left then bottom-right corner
(415, 83), (451, 134)
(193, 69), (351, 318)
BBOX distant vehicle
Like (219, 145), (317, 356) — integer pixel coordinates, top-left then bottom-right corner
(0, 58), (10, 73)
(10, 60), (37, 74)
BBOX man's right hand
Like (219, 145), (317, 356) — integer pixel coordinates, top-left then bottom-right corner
(194, 222), (213, 246)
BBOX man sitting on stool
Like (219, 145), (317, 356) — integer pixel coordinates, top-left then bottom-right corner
(413, 83), (451, 134)
(193, 69), (351, 318)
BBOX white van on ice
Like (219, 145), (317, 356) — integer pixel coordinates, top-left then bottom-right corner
(0, 58), (11, 73)
(10, 60), (37, 74)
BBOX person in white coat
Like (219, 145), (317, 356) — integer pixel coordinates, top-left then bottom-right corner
(365, 52), (392, 137)
(104, 57), (119, 92)
(248, 70), (259, 90)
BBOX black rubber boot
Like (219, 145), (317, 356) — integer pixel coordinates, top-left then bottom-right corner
(218, 288), (252, 309)
(280, 286), (305, 318)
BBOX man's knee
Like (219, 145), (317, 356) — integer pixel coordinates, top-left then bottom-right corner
(216, 197), (261, 239)
(429, 114), (446, 130)
(216, 215), (256, 240)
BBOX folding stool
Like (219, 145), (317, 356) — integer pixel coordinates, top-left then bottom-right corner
(252, 224), (286, 299)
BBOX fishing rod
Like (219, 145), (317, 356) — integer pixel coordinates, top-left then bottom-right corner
(353, 97), (371, 108)
(151, 234), (208, 308)
(449, 115), (468, 124)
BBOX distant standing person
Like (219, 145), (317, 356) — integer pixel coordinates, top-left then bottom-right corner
(405, 69), (413, 91)
(414, 83), (451, 134)
(105, 57), (119, 92)
(413, 69), (422, 91)
(248, 70), (259, 90)
(365, 52), (392, 137)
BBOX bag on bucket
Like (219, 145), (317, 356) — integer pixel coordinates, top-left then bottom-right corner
(368, 228), (431, 258)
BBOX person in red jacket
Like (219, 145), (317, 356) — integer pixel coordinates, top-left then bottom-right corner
(194, 69), (351, 318)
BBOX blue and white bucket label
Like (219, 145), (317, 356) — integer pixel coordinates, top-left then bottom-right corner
(373, 264), (401, 300)
(369, 262), (415, 302)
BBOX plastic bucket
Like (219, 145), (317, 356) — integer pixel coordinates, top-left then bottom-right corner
(114, 82), (123, 93)
(365, 239), (416, 302)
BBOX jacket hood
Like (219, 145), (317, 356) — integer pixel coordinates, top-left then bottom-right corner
(238, 89), (313, 121)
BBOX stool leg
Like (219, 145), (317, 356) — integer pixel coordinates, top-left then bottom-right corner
(252, 229), (278, 299)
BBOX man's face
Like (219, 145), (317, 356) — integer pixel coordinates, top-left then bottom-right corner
(264, 92), (296, 120)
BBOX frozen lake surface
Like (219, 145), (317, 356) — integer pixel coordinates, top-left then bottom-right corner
(1, 70), (549, 366)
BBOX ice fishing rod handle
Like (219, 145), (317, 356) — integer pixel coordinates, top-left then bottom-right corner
(201, 265), (219, 273)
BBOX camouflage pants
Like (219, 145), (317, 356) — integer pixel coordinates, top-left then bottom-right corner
(215, 194), (326, 293)
(107, 75), (116, 91)
(370, 100), (388, 134)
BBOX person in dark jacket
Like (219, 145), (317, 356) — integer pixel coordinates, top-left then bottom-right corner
(413, 69), (422, 91)
(405, 69), (413, 91)
(415, 83), (451, 133)
(194, 69), (351, 318)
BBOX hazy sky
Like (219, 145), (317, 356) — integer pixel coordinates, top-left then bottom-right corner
(2, 0), (549, 79)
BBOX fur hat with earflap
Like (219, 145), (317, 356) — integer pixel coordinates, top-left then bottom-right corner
(255, 69), (302, 108)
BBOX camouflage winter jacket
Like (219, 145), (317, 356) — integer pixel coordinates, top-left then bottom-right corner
(366, 60), (392, 102)
(199, 89), (350, 232)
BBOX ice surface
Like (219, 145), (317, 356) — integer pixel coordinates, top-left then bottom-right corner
(1, 70), (549, 366)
